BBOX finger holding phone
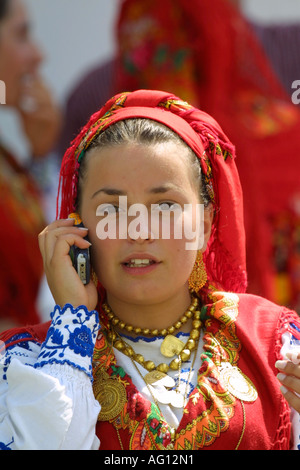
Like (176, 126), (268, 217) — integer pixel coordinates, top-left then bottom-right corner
(38, 217), (98, 311)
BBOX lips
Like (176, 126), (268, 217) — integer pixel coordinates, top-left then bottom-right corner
(124, 259), (155, 267)
(121, 254), (160, 272)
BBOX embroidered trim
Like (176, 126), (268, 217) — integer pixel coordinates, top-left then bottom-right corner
(34, 304), (100, 380)
(175, 291), (242, 449)
(0, 437), (14, 450)
(1, 333), (36, 352)
(120, 331), (189, 343)
(1, 355), (11, 381)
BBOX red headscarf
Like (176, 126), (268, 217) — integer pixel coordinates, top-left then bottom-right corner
(58, 89), (247, 294)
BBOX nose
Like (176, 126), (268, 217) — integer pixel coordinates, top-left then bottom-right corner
(33, 42), (43, 67)
(27, 40), (44, 73)
(127, 207), (155, 243)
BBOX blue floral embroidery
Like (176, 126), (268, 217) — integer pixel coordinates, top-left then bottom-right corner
(0, 437), (14, 450)
(1, 353), (11, 381)
(34, 304), (99, 379)
(68, 325), (94, 357)
(5, 333), (34, 351)
(1, 335), (39, 381)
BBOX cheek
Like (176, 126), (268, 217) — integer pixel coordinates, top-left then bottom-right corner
(169, 204), (203, 251)
(0, 44), (13, 80)
(0, 47), (25, 103)
(183, 205), (204, 250)
(165, 239), (196, 275)
(89, 237), (118, 280)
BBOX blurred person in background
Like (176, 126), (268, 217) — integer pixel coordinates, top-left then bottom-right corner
(0, 0), (61, 331)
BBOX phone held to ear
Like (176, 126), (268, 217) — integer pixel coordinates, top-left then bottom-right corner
(68, 213), (90, 285)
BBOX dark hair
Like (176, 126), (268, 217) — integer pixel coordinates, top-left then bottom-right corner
(0, 0), (10, 22)
(77, 118), (212, 209)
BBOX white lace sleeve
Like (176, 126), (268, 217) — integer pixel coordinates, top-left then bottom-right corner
(0, 304), (101, 450)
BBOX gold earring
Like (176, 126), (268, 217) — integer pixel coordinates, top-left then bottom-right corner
(92, 269), (99, 287)
(188, 251), (207, 292)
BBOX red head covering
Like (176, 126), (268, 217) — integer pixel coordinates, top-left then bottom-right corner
(58, 89), (247, 293)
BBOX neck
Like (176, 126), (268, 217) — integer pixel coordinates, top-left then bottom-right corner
(105, 287), (193, 334)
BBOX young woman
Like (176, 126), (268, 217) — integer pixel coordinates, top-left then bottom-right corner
(0, 90), (299, 450)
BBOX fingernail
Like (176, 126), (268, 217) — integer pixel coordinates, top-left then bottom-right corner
(288, 352), (300, 365)
(280, 385), (288, 395)
(277, 373), (286, 382)
(275, 360), (288, 370)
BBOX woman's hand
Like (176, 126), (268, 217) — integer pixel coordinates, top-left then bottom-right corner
(18, 76), (62, 157)
(276, 352), (300, 413)
(38, 218), (98, 311)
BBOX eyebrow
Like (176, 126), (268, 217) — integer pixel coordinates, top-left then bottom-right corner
(149, 184), (179, 194)
(91, 184), (180, 199)
(91, 188), (126, 199)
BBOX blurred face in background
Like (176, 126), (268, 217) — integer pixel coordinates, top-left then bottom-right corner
(0, 0), (43, 106)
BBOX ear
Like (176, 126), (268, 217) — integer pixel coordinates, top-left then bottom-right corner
(202, 204), (214, 252)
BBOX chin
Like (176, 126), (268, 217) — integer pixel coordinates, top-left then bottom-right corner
(107, 283), (163, 306)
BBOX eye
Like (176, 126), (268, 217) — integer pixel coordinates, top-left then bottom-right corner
(152, 202), (181, 211)
(96, 203), (124, 216)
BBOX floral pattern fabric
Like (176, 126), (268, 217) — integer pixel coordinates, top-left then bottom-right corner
(0, 304), (100, 450)
(35, 304), (99, 379)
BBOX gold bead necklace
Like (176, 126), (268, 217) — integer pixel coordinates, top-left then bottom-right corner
(104, 296), (202, 373)
(102, 295), (199, 337)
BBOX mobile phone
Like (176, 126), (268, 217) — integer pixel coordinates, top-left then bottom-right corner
(68, 213), (90, 285)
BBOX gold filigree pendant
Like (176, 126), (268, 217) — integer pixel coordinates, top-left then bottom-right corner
(219, 363), (258, 402)
(93, 370), (127, 421)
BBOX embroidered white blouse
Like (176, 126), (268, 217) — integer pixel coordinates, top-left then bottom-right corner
(0, 304), (299, 450)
